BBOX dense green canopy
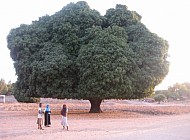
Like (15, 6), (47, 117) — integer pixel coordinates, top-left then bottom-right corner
(7, 1), (169, 111)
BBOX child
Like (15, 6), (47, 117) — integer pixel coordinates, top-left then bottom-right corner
(44, 104), (51, 127)
(61, 104), (69, 130)
(37, 103), (43, 130)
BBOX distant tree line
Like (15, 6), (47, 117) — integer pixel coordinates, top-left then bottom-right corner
(0, 78), (14, 95)
(155, 82), (190, 101)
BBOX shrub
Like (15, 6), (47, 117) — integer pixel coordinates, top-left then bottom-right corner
(154, 94), (166, 104)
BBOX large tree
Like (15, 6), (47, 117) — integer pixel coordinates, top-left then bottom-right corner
(7, 1), (169, 112)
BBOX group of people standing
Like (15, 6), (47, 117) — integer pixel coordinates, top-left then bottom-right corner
(37, 103), (69, 130)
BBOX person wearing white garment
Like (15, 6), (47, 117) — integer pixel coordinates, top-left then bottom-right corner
(37, 103), (44, 130)
(61, 104), (68, 130)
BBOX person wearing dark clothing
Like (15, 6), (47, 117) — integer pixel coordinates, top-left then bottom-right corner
(44, 104), (51, 127)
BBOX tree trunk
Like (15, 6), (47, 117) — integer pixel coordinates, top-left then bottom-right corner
(89, 98), (103, 113)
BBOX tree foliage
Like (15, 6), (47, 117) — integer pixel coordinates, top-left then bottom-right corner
(168, 82), (190, 100)
(156, 82), (190, 101)
(0, 79), (14, 95)
(0, 79), (8, 94)
(154, 94), (166, 104)
(7, 1), (169, 112)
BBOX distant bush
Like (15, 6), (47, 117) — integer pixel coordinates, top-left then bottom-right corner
(154, 94), (166, 104)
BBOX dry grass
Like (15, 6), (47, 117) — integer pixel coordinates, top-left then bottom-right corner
(1, 96), (190, 119)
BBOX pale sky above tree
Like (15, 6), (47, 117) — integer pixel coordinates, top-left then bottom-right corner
(0, 0), (190, 90)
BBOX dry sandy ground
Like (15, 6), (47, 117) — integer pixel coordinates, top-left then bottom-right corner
(1, 96), (190, 140)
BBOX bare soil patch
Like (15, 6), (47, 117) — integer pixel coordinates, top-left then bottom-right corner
(1, 96), (190, 140)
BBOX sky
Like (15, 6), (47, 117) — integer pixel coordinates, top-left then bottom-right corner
(0, 0), (190, 90)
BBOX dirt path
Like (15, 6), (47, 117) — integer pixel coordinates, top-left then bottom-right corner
(1, 110), (190, 140)
(1, 98), (190, 140)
